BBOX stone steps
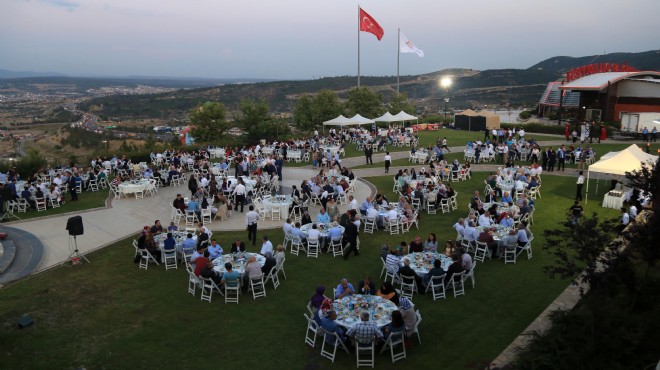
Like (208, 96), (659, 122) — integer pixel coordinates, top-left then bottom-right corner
(0, 241), (16, 274)
(0, 227), (44, 285)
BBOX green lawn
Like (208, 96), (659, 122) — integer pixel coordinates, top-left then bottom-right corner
(4, 188), (110, 221)
(0, 171), (621, 369)
(284, 130), (562, 167)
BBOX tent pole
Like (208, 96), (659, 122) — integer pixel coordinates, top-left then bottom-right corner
(397, 28), (400, 94)
(585, 170), (590, 204)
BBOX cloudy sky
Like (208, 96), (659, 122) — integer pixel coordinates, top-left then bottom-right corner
(1, 0), (658, 79)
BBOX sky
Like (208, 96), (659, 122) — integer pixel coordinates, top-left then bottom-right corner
(1, 0), (659, 80)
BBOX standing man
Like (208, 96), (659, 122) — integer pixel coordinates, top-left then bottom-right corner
(652, 127), (657, 142)
(642, 127), (649, 142)
(232, 179), (246, 212)
(364, 145), (373, 165)
(576, 171), (585, 201)
(441, 137), (451, 152)
(342, 212), (360, 260)
(568, 200), (583, 224)
(245, 205), (259, 246)
(619, 207), (630, 232)
(557, 145), (566, 171)
(384, 151), (391, 174)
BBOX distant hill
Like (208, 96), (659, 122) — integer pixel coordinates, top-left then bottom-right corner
(6, 49), (658, 120)
(529, 50), (660, 74)
(0, 68), (67, 78)
(0, 75), (276, 92)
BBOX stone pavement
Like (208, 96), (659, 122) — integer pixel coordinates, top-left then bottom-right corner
(3, 167), (374, 274)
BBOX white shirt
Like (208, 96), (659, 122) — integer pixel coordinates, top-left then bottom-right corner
(453, 222), (465, 237)
(348, 199), (358, 211)
(384, 154), (391, 161)
(622, 212), (630, 225)
(260, 241), (273, 255)
(366, 207), (379, 220)
(233, 183), (246, 195)
(245, 210), (259, 226)
(385, 209), (398, 221)
(478, 214), (492, 227)
(576, 175), (585, 185)
(200, 177), (209, 187)
(307, 228), (321, 242)
(629, 205), (637, 218)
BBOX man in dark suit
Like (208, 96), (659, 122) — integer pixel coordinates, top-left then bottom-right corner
(342, 211), (360, 260)
(231, 238), (246, 253)
(364, 146), (373, 165)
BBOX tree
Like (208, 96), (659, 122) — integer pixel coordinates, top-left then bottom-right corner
(620, 159), (660, 309)
(344, 87), (384, 118)
(189, 101), (229, 143)
(234, 98), (274, 143)
(387, 92), (415, 114)
(542, 213), (618, 297)
(293, 89), (342, 132)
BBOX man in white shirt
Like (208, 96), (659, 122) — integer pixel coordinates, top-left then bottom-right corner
(384, 152), (392, 173)
(260, 236), (273, 255)
(453, 218), (465, 237)
(576, 171), (585, 201)
(478, 211), (492, 227)
(232, 181), (247, 212)
(620, 207), (630, 231)
(348, 195), (358, 212)
(200, 176), (209, 188)
(629, 205), (638, 219)
(283, 218), (293, 235)
(245, 205), (259, 246)
(307, 224), (321, 244)
(385, 208), (399, 229)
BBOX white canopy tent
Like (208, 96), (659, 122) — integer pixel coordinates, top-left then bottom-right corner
(373, 111), (397, 123)
(348, 114), (375, 125)
(586, 144), (658, 202)
(322, 115), (353, 127)
(392, 111), (418, 123)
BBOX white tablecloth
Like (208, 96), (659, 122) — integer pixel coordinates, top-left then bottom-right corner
(602, 192), (624, 209)
(208, 148), (226, 158)
(118, 180), (150, 195)
(403, 252), (452, 275)
(261, 196), (293, 220)
(212, 253), (265, 276)
(333, 295), (397, 329)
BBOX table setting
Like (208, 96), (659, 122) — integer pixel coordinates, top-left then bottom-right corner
(333, 294), (397, 329)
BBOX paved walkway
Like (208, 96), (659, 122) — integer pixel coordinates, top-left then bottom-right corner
(4, 167), (374, 273)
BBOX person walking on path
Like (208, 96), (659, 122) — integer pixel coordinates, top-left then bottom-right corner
(441, 137), (451, 152)
(576, 171), (585, 201)
(384, 152), (392, 173)
(364, 145), (373, 165)
(245, 205), (259, 246)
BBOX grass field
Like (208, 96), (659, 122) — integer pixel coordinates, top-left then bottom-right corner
(0, 170), (621, 369)
(3, 188), (109, 221)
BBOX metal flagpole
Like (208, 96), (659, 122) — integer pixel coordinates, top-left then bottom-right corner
(357, 5), (361, 87)
(397, 28), (400, 93)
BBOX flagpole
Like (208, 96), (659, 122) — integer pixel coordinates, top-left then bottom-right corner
(397, 28), (400, 94)
(357, 5), (361, 87)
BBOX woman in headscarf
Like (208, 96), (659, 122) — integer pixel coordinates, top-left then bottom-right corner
(313, 297), (333, 325)
(310, 285), (327, 312)
(377, 281), (399, 306)
(398, 297), (417, 337)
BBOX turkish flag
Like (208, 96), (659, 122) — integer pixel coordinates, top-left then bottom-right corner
(359, 8), (384, 41)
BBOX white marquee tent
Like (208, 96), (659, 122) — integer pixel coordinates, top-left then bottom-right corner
(322, 115), (353, 127)
(586, 144), (658, 202)
(349, 114), (375, 125)
(392, 111), (418, 122)
(373, 111), (397, 123)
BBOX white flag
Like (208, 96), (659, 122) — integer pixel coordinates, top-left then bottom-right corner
(399, 32), (424, 57)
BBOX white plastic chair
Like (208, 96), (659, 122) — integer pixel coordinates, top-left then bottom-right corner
(248, 274), (267, 300)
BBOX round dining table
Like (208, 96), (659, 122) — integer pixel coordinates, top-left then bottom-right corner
(402, 252), (452, 276)
(333, 294), (397, 329)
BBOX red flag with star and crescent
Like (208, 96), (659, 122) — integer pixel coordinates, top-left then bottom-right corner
(359, 8), (384, 41)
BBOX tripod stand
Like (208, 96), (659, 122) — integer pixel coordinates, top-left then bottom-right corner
(67, 235), (90, 265)
(0, 200), (21, 222)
